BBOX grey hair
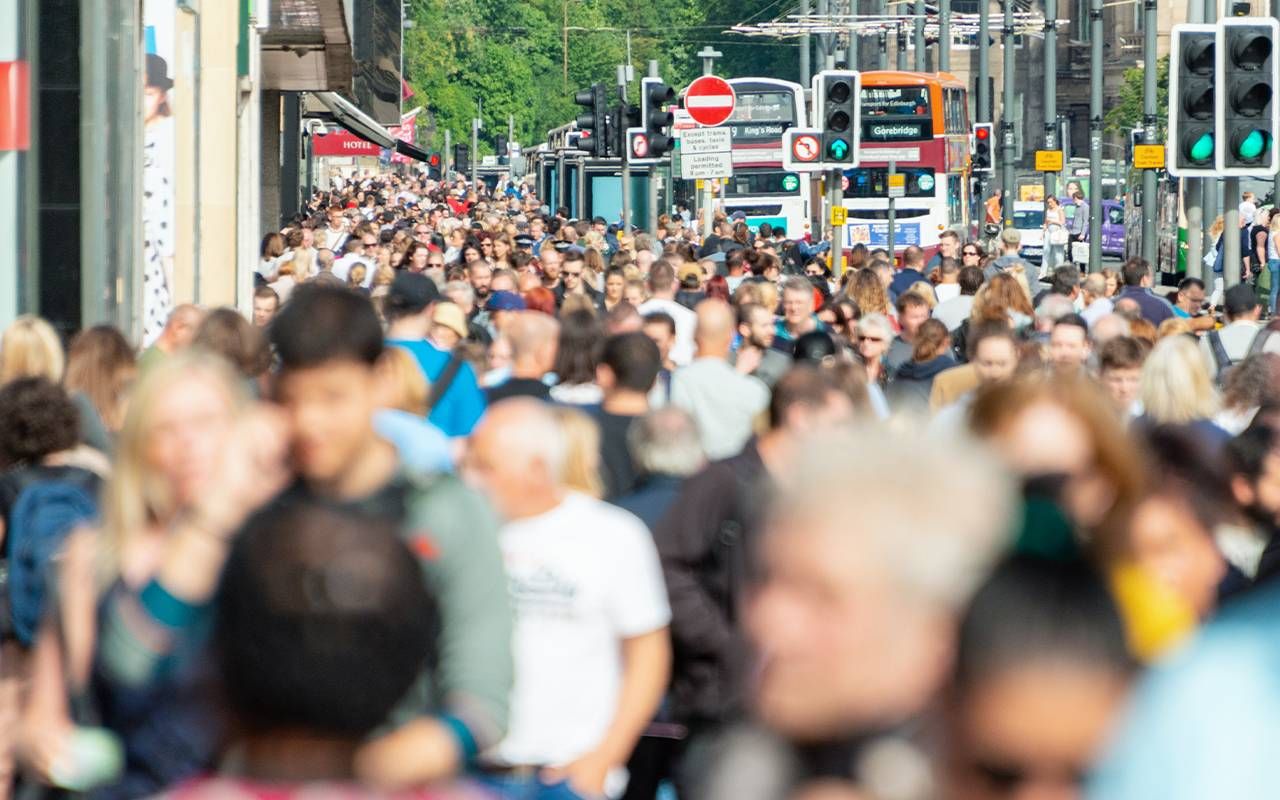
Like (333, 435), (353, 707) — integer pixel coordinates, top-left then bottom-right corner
(443, 280), (474, 306)
(856, 313), (894, 341)
(627, 407), (706, 478)
(768, 425), (1017, 610)
(1035, 293), (1076, 323)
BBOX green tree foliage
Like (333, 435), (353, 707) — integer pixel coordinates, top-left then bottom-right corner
(1105, 55), (1169, 136)
(403, 0), (805, 154)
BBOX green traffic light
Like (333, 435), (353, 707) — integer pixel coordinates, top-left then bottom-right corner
(828, 138), (849, 160)
(1189, 132), (1215, 163)
(1237, 129), (1269, 161)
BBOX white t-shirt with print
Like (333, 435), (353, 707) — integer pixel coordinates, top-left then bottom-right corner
(492, 492), (671, 774)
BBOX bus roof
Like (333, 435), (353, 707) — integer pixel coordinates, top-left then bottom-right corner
(859, 70), (967, 90)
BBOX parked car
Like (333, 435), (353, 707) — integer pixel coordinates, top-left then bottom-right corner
(1062, 198), (1125, 258)
(1013, 201), (1045, 265)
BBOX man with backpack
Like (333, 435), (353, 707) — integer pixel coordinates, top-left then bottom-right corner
(1202, 284), (1263, 383)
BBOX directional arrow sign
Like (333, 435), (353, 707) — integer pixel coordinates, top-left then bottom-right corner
(828, 138), (850, 160)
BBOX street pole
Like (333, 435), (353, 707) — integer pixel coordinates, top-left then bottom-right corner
(1088, 0), (1102, 272)
(1203, 0), (1218, 259)
(978, 0), (991, 206)
(877, 0), (889, 69)
(897, 19), (908, 70)
(699, 48), (720, 240)
(914, 0), (926, 71)
(888, 160), (898, 258)
(1225, 177), (1241, 288)
(1140, 0), (1158, 268)
(939, 0), (950, 72)
(801, 0), (812, 87)
(849, 0), (860, 69)
(1001, 0), (1015, 228)
(1183, 0), (1203, 279)
(444, 128), (451, 177)
(830, 168), (846, 275)
(1042, 0), (1057, 268)
(1274, 0), (1280, 210)
(819, 0), (836, 70)
(471, 116), (480, 186)
(619, 65), (630, 235)
(648, 59), (660, 238)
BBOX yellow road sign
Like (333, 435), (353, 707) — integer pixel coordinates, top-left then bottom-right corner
(830, 206), (848, 225)
(887, 173), (906, 199)
(1134, 144), (1166, 169)
(1035, 150), (1064, 172)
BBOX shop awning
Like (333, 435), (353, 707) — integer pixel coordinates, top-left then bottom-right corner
(312, 92), (428, 162)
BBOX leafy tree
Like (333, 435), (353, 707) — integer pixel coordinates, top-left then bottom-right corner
(1105, 55), (1169, 137)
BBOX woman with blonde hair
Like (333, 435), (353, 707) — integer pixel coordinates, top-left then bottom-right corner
(905, 280), (939, 311)
(551, 405), (604, 498)
(0, 315), (64, 385)
(1140, 335), (1224, 437)
(372, 347), (452, 474)
(268, 258), (299, 304)
(18, 352), (290, 795)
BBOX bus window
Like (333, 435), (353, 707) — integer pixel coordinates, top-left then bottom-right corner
(842, 167), (938, 199)
(948, 175), (964, 223)
(861, 86), (931, 117)
(724, 170), (803, 197)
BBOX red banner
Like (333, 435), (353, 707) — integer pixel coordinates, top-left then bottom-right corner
(311, 130), (384, 157)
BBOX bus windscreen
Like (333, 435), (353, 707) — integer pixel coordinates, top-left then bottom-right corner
(727, 91), (797, 140)
(859, 86), (933, 141)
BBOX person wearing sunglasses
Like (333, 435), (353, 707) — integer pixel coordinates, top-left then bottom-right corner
(945, 557), (1134, 800)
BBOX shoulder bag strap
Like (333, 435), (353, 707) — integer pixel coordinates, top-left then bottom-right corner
(424, 353), (465, 416)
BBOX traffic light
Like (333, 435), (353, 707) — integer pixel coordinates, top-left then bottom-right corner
(1129, 128), (1144, 162)
(495, 134), (508, 158)
(640, 77), (675, 158)
(453, 143), (470, 175)
(574, 83), (608, 156)
(427, 152), (442, 180)
(815, 70), (860, 165)
(1168, 24), (1218, 176)
(1217, 18), (1280, 174)
(972, 122), (994, 173)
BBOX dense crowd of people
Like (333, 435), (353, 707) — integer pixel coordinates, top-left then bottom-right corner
(4, 168), (1280, 800)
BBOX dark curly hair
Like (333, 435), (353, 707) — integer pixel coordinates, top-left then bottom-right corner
(0, 377), (80, 467)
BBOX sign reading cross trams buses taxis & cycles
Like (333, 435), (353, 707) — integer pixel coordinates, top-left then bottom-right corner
(1133, 144), (1166, 169)
(1034, 150), (1064, 172)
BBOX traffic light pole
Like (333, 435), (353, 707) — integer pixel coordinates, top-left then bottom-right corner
(1140, 0), (1158, 268)
(1088, 0), (1103, 272)
(977, 0), (991, 212)
(1203, 0), (1218, 261)
(1001, 0), (1015, 228)
(888, 160), (897, 261)
(800, 0), (812, 87)
(1225, 177), (1242, 288)
(619, 66), (630, 236)
(939, 0), (950, 71)
(700, 50), (719, 240)
(649, 60), (661, 238)
(471, 116), (480, 186)
(914, 0), (926, 71)
(830, 168), (845, 276)
(1042, 0), (1057, 267)
(444, 129), (452, 178)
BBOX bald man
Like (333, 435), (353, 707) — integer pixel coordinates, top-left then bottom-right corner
(463, 399), (671, 798)
(670, 299), (771, 459)
(484, 312), (560, 404)
(138, 303), (205, 376)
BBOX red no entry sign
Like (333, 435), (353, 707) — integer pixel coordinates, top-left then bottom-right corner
(791, 133), (820, 162)
(684, 76), (736, 127)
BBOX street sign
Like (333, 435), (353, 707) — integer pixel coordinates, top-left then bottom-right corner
(1133, 143), (1167, 169)
(781, 174), (801, 192)
(887, 172), (906, 198)
(830, 206), (848, 225)
(782, 128), (825, 171)
(684, 75), (737, 127)
(630, 132), (650, 159)
(1035, 150), (1064, 172)
(682, 151), (734, 180)
(680, 126), (732, 154)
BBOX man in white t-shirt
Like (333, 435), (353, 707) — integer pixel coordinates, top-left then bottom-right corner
(465, 399), (672, 799)
(638, 259), (698, 366)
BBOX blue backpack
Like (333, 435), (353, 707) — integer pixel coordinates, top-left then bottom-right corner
(1, 481), (98, 646)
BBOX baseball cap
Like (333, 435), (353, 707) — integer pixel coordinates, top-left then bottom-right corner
(1225, 283), (1260, 316)
(431, 302), (469, 340)
(591, 216), (608, 226)
(729, 210), (747, 222)
(386, 272), (440, 315)
(486, 291), (527, 312)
